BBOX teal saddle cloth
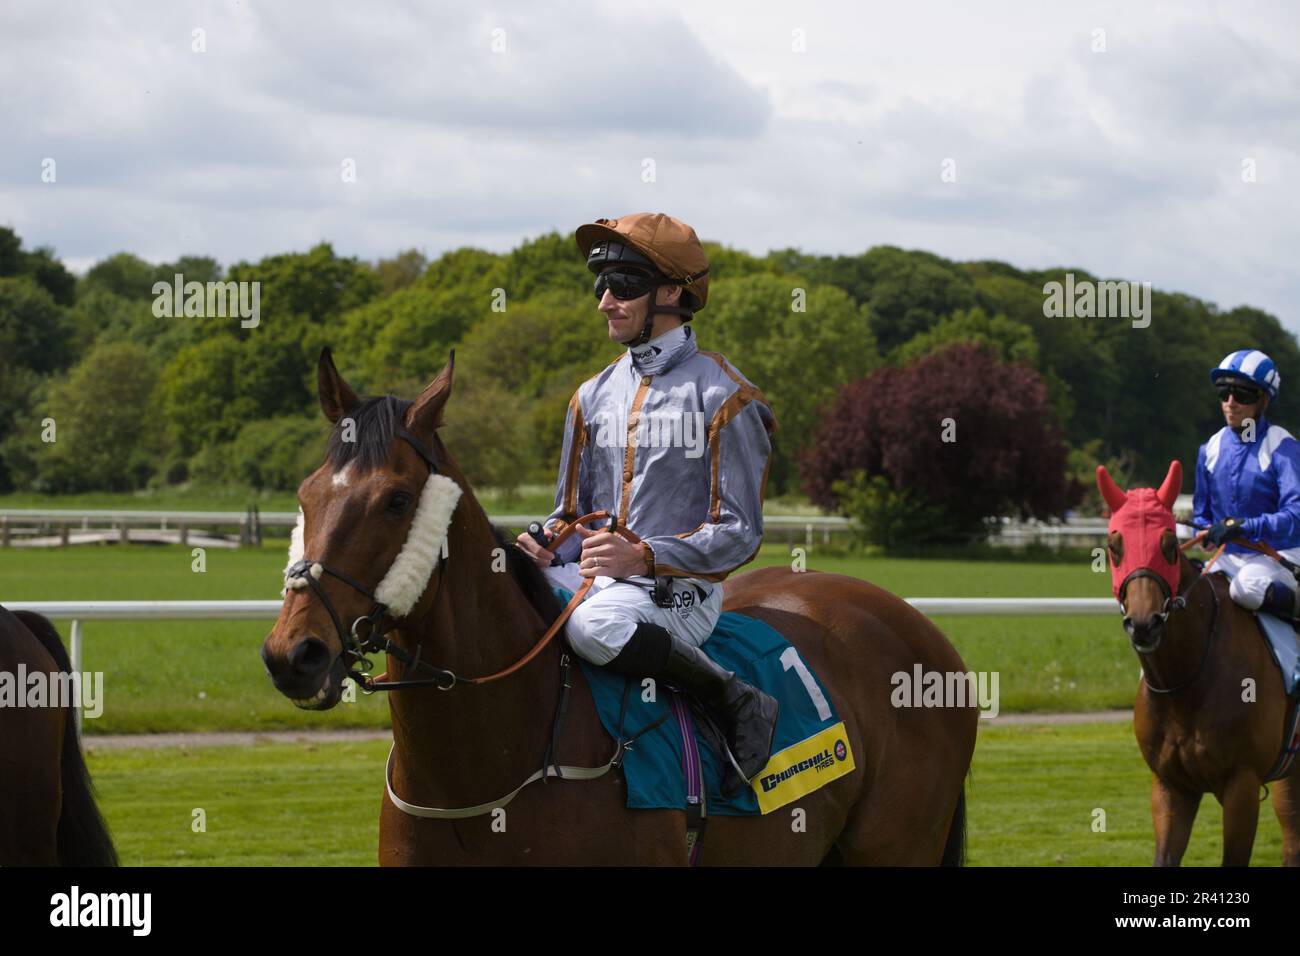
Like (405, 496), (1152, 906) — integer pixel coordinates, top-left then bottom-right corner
(552, 585), (841, 816)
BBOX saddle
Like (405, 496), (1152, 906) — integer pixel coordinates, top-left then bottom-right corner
(553, 585), (856, 818)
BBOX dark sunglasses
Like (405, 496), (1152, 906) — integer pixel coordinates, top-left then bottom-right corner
(594, 269), (658, 301)
(1218, 385), (1262, 404)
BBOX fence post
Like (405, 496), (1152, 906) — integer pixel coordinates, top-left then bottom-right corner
(70, 619), (83, 734)
(1, 516), (8, 547)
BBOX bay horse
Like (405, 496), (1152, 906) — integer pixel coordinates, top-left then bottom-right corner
(1099, 460), (1300, 865)
(260, 348), (977, 865)
(0, 606), (117, 865)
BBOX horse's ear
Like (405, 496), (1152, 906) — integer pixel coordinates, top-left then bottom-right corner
(405, 349), (455, 439)
(317, 347), (359, 425)
(1156, 460), (1182, 510)
(1096, 465), (1128, 513)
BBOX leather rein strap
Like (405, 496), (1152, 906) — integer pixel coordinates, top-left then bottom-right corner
(363, 507), (640, 690)
(381, 509), (650, 821)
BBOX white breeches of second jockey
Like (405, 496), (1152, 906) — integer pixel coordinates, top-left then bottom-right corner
(1207, 548), (1300, 609)
(542, 562), (723, 666)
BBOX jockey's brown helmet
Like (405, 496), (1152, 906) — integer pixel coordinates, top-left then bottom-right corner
(575, 213), (710, 347)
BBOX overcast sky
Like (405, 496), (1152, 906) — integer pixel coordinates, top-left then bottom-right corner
(2, 0), (1297, 330)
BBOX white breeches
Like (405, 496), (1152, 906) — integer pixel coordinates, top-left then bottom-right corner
(1207, 549), (1300, 609)
(542, 562), (723, 666)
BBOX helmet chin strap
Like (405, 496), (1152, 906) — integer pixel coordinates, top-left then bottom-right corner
(626, 283), (694, 347)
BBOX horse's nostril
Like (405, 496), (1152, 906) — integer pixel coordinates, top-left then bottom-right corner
(288, 636), (331, 678)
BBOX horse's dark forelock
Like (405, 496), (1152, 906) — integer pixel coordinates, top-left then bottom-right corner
(326, 395), (414, 473)
(488, 525), (563, 624)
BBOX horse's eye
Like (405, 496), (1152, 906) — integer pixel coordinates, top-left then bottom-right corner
(387, 492), (413, 514)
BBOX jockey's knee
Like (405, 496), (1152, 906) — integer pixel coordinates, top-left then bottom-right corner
(1229, 570), (1270, 610)
(564, 604), (635, 666)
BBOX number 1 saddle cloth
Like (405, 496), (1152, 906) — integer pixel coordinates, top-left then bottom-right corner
(552, 586), (855, 816)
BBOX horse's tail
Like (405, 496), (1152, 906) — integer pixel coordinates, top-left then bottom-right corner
(939, 779), (967, 867)
(12, 611), (118, 867)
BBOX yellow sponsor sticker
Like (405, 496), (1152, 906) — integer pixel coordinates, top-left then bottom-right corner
(752, 722), (855, 814)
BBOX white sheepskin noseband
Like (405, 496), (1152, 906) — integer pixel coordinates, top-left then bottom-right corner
(281, 474), (463, 617)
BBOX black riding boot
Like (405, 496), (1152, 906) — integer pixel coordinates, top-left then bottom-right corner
(1261, 581), (1300, 621)
(608, 621), (779, 793)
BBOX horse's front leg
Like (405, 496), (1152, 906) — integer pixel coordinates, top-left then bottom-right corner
(1219, 769), (1261, 867)
(1269, 775), (1300, 866)
(1151, 776), (1201, 866)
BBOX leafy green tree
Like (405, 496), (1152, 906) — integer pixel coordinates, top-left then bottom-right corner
(891, 307), (1038, 367)
(502, 231), (590, 302)
(0, 276), (76, 374)
(859, 247), (979, 353)
(157, 335), (243, 457)
(0, 228), (76, 305)
(450, 289), (619, 485)
(21, 342), (159, 491)
(373, 249), (428, 296)
(700, 274), (880, 496)
(81, 253), (158, 299)
(226, 243), (379, 329)
(335, 281), (495, 392)
(225, 415), (329, 490)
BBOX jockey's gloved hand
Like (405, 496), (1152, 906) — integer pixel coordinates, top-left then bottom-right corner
(1204, 518), (1247, 547)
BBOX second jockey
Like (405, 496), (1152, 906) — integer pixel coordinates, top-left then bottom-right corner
(1194, 348), (1300, 618)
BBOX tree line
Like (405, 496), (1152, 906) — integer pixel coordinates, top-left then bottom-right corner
(1, 225), (1294, 536)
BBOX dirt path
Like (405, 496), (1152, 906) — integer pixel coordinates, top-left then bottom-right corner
(81, 710), (1133, 750)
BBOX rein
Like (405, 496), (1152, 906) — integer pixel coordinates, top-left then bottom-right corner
(1127, 530), (1284, 694)
(359, 508), (641, 691)
(373, 508), (648, 820)
(285, 422), (640, 693)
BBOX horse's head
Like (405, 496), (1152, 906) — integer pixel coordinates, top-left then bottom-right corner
(1097, 460), (1184, 653)
(260, 348), (463, 709)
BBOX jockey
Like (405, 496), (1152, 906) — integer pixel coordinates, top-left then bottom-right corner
(515, 212), (780, 791)
(1194, 349), (1300, 617)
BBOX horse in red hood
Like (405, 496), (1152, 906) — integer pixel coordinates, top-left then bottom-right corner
(1098, 460), (1300, 866)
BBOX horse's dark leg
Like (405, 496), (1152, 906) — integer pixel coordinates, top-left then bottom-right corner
(1151, 777), (1201, 866)
(1219, 770), (1261, 867)
(1269, 776), (1300, 866)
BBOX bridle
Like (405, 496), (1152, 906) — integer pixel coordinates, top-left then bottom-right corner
(284, 426), (638, 694)
(1116, 529), (1247, 694)
(284, 426), (457, 692)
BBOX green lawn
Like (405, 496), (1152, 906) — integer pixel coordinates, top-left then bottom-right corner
(0, 541), (1133, 732)
(84, 721), (1288, 866)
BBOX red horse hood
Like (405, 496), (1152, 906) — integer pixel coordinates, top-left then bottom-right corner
(1098, 461), (1182, 600)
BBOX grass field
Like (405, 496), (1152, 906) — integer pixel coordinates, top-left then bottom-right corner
(84, 721), (1288, 866)
(0, 540), (1132, 732)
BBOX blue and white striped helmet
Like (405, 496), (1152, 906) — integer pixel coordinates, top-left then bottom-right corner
(1211, 349), (1280, 398)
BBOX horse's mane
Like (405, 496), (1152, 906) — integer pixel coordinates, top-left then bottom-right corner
(327, 395), (415, 473)
(488, 525), (564, 625)
(322, 395), (560, 624)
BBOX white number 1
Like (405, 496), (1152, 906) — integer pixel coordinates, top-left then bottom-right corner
(780, 646), (832, 721)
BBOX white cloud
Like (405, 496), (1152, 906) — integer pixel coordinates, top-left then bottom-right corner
(1, 0), (1296, 331)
